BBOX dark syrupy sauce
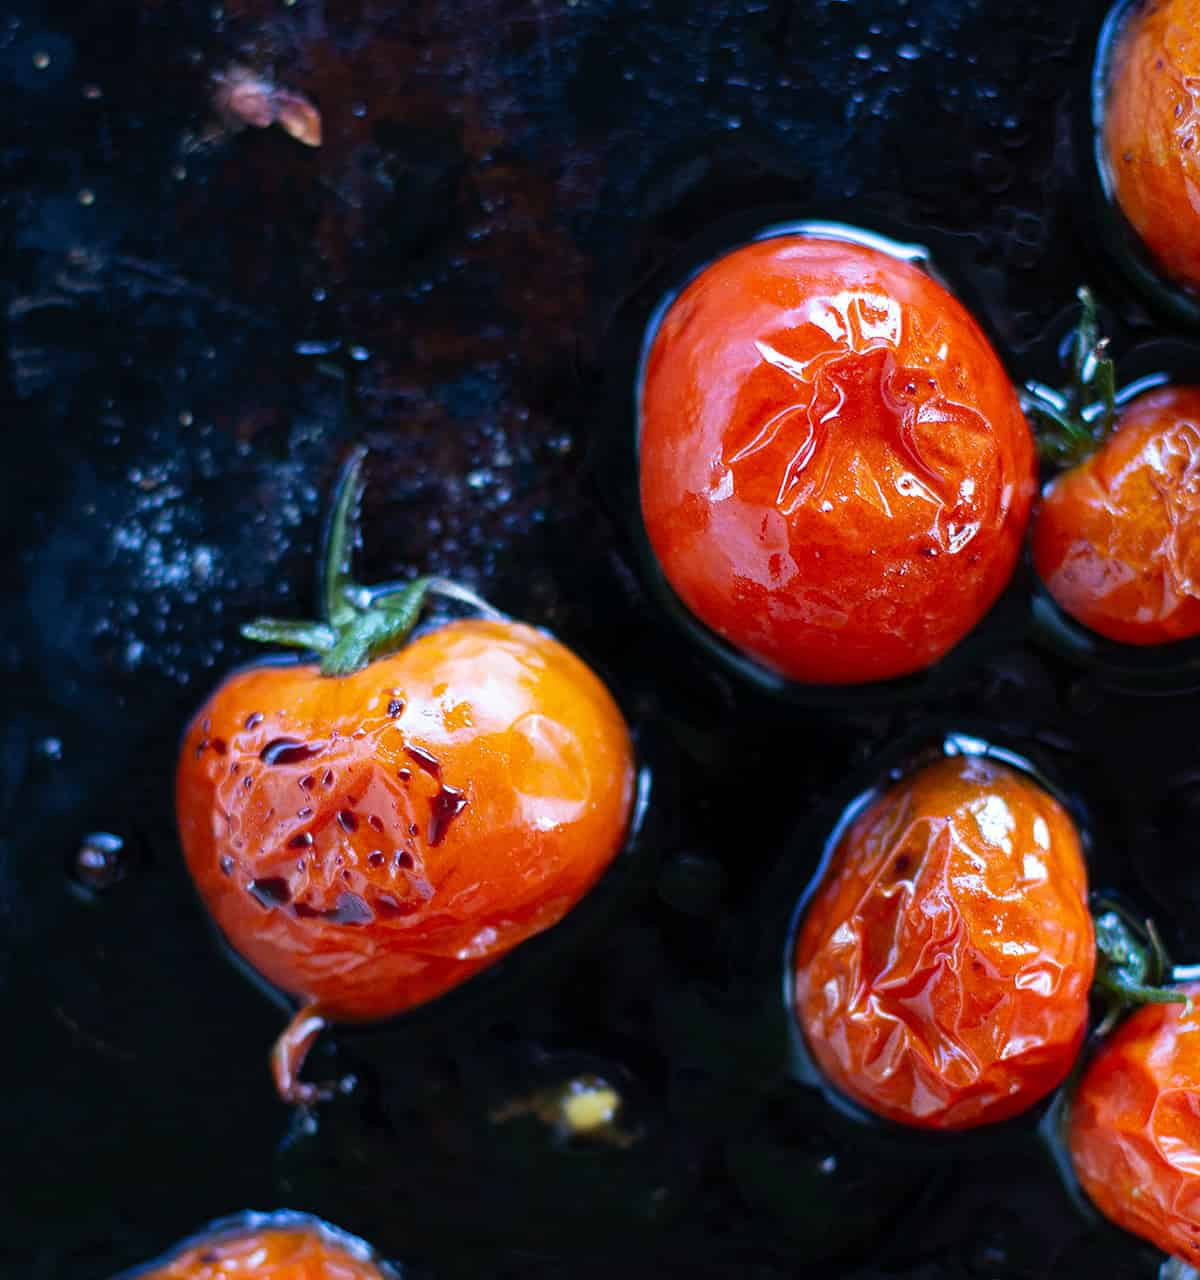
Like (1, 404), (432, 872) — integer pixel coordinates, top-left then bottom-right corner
(261, 738), (325, 767)
(428, 785), (469, 847)
(403, 744), (442, 779)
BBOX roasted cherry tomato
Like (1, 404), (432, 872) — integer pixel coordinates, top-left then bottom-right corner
(176, 451), (635, 1101)
(135, 1220), (389, 1278)
(1033, 384), (1200, 645)
(793, 754), (1094, 1130)
(1027, 289), (1200, 646)
(1104, 0), (1200, 292)
(1070, 983), (1200, 1264)
(638, 233), (1035, 685)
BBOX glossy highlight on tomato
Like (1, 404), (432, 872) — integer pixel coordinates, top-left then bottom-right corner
(793, 753), (1094, 1130)
(638, 233), (1036, 686)
(132, 1220), (390, 1278)
(1069, 983), (1200, 1263)
(1032, 385), (1200, 645)
(1104, 0), (1200, 293)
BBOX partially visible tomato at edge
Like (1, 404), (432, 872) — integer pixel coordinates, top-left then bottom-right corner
(176, 617), (635, 1026)
(793, 754), (1094, 1130)
(1069, 983), (1200, 1264)
(136, 1223), (388, 1278)
(638, 234), (1036, 686)
(1032, 385), (1200, 645)
(1103, 0), (1200, 293)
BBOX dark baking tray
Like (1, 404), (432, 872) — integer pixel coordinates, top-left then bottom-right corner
(1, 0), (1192, 1275)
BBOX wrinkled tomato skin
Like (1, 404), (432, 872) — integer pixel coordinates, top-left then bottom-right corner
(176, 618), (635, 1022)
(137, 1225), (386, 1278)
(638, 235), (1035, 686)
(1070, 984), (1200, 1264)
(793, 755), (1094, 1130)
(1032, 386), (1200, 645)
(1104, 0), (1200, 292)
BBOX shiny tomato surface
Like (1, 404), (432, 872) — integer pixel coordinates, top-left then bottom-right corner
(1070, 984), (1200, 1263)
(793, 754), (1094, 1129)
(176, 618), (635, 1022)
(638, 234), (1035, 685)
(1032, 385), (1200, 645)
(1104, 0), (1200, 291)
(139, 1225), (386, 1278)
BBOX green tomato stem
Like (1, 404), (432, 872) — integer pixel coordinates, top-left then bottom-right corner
(321, 444), (367, 629)
(318, 578), (431, 677)
(1091, 899), (1188, 1030)
(240, 619), (337, 653)
(239, 448), (486, 677)
(1023, 286), (1120, 469)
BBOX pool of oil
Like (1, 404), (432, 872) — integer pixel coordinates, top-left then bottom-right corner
(2, 0), (1196, 1276)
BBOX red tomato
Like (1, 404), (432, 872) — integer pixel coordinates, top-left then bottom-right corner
(793, 754), (1094, 1129)
(177, 619), (634, 1024)
(139, 1224), (387, 1278)
(1032, 385), (1200, 645)
(638, 234), (1035, 685)
(1104, 0), (1200, 291)
(1070, 983), (1200, 1263)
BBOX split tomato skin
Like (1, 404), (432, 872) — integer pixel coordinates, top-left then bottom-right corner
(638, 234), (1035, 686)
(1104, 0), (1200, 292)
(1069, 983), (1200, 1264)
(136, 1224), (387, 1278)
(176, 617), (635, 1023)
(793, 754), (1094, 1130)
(1032, 385), (1200, 645)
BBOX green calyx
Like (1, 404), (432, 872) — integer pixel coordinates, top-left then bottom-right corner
(1022, 287), (1119, 469)
(1091, 896), (1188, 1036)
(241, 446), (432, 677)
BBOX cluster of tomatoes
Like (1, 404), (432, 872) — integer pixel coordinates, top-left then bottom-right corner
(142, 0), (1200, 1275)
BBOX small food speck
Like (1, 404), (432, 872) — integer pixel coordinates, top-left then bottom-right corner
(562, 1081), (620, 1133)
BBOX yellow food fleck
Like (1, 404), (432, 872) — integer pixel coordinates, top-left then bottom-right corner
(561, 1083), (619, 1133)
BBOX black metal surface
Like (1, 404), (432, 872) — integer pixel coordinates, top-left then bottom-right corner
(1, 0), (1194, 1276)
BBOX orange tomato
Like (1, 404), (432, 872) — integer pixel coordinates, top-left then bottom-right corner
(1104, 0), (1200, 291)
(1032, 385), (1200, 645)
(175, 449), (635, 1101)
(793, 754), (1094, 1129)
(138, 1224), (388, 1278)
(177, 618), (634, 1025)
(1070, 983), (1200, 1263)
(638, 234), (1035, 685)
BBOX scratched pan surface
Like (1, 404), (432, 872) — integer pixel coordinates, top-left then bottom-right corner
(1, 0), (1195, 1277)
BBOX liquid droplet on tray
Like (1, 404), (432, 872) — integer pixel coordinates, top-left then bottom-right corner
(72, 832), (129, 893)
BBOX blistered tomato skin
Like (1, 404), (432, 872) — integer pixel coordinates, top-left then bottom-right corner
(638, 235), (1035, 685)
(1032, 386), (1200, 645)
(793, 755), (1094, 1130)
(137, 1225), (387, 1278)
(1070, 984), (1200, 1263)
(1105, 0), (1200, 292)
(176, 618), (635, 1023)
